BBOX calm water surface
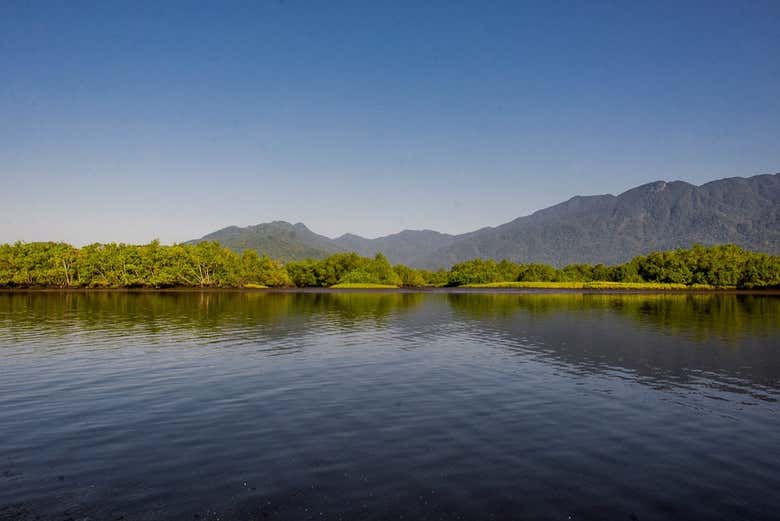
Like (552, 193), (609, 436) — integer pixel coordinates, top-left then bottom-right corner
(1, 292), (779, 520)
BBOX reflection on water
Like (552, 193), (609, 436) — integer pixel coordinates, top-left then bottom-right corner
(448, 292), (780, 341)
(3, 291), (777, 344)
(0, 291), (427, 338)
(1, 291), (779, 520)
(448, 293), (780, 401)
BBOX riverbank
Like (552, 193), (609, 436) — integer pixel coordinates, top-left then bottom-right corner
(461, 281), (725, 290)
(1, 286), (779, 295)
(4, 243), (779, 291)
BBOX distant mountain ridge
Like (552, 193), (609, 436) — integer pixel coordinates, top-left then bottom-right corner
(188, 173), (780, 268)
(189, 221), (343, 261)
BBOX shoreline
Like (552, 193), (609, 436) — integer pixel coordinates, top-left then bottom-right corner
(1, 287), (779, 295)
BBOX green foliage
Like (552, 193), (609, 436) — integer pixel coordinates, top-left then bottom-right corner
(284, 259), (319, 287)
(439, 245), (780, 289)
(740, 253), (780, 288)
(1, 242), (778, 290)
(516, 263), (559, 282)
(419, 269), (449, 287)
(632, 244), (780, 287)
(339, 253), (402, 286)
(447, 245), (779, 289)
(314, 253), (366, 287)
(0, 242), (80, 287)
(394, 264), (426, 288)
(239, 250), (292, 288)
(285, 253), (414, 287)
(447, 259), (503, 286)
(608, 260), (644, 283)
(464, 281), (586, 289)
(285, 253), (369, 287)
(0, 241), (290, 288)
(446, 259), (559, 286)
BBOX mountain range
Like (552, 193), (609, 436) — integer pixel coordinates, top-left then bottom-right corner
(188, 173), (780, 268)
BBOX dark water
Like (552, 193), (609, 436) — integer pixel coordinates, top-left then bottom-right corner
(1, 292), (779, 521)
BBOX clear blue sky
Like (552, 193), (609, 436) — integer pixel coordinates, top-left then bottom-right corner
(1, 1), (779, 244)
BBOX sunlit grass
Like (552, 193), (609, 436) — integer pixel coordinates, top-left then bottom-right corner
(462, 281), (728, 290)
(242, 283), (268, 289)
(330, 283), (399, 289)
(463, 281), (586, 289)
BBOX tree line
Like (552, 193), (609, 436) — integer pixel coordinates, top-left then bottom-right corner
(0, 241), (778, 289)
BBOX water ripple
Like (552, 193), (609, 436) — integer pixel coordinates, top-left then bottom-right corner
(0, 292), (779, 520)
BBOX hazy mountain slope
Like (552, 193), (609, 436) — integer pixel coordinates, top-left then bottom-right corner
(189, 224), (457, 265)
(188, 173), (779, 267)
(418, 173), (780, 267)
(187, 221), (341, 260)
(332, 230), (457, 266)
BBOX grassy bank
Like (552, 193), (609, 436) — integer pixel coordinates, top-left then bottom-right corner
(330, 283), (399, 289)
(462, 281), (728, 290)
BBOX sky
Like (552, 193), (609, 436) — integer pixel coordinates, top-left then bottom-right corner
(1, 1), (779, 245)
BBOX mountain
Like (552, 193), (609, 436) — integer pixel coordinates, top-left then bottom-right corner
(419, 174), (780, 267)
(188, 173), (780, 267)
(187, 221), (341, 260)
(187, 222), (457, 263)
(332, 230), (458, 267)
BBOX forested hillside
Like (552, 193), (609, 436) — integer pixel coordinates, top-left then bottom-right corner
(188, 173), (780, 267)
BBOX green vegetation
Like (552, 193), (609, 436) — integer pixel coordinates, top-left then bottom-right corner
(330, 283), (399, 289)
(446, 245), (779, 289)
(285, 252), (404, 287)
(463, 281), (716, 290)
(0, 242), (778, 290)
(0, 241), (291, 288)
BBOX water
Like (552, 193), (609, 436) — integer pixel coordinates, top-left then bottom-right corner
(1, 291), (778, 521)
